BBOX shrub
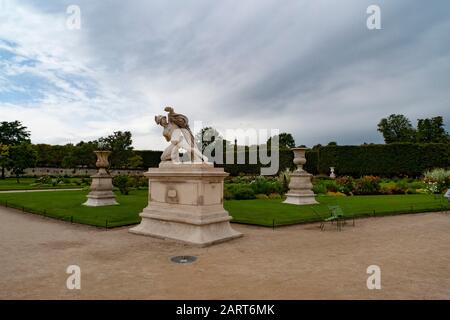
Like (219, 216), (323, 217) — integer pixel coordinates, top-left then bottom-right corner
(256, 194), (269, 199)
(268, 193), (281, 199)
(326, 191), (346, 197)
(249, 176), (283, 195)
(336, 176), (354, 195)
(408, 181), (426, 190)
(113, 175), (131, 195)
(129, 175), (148, 189)
(425, 182), (440, 194)
(224, 184), (256, 200)
(80, 177), (90, 185)
(313, 183), (327, 195)
(423, 168), (450, 193)
(277, 170), (291, 194)
(35, 175), (52, 185)
(224, 188), (234, 200)
(381, 183), (405, 195)
(353, 176), (381, 195)
(312, 179), (337, 193)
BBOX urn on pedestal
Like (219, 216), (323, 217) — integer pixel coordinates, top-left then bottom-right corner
(330, 167), (336, 179)
(83, 151), (118, 207)
(283, 147), (318, 205)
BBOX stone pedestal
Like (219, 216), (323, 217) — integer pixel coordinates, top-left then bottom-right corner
(83, 173), (118, 206)
(83, 151), (118, 207)
(129, 162), (242, 246)
(283, 147), (318, 205)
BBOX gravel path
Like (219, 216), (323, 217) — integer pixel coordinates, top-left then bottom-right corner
(0, 206), (449, 299)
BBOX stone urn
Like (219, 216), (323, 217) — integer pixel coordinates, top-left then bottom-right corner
(292, 148), (307, 171)
(94, 150), (111, 174)
(83, 150), (118, 207)
(283, 147), (318, 205)
(330, 167), (336, 179)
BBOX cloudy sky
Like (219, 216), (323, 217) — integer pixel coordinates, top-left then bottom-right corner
(0, 0), (449, 150)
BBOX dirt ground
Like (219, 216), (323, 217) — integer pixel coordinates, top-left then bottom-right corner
(0, 206), (449, 300)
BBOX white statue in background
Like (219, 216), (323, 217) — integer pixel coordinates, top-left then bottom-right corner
(155, 107), (208, 163)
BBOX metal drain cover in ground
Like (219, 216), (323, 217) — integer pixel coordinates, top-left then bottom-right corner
(171, 256), (197, 264)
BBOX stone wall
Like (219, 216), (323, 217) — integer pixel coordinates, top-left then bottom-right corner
(4, 167), (145, 177)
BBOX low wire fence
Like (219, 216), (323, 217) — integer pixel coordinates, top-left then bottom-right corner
(232, 198), (450, 229)
(0, 199), (134, 230)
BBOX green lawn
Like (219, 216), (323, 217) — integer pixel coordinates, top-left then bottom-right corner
(0, 178), (83, 191)
(226, 194), (450, 226)
(0, 189), (148, 227)
(0, 190), (448, 228)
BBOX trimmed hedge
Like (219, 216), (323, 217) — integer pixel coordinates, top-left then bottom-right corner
(135, 150), (163, 168)
(218, 149), (296, 176)
(136, 143), (450, 177)
(315, 143), (450, 177)
(135, 148), (297, 175)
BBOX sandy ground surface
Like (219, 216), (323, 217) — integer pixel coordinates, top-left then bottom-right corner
(0, 206), (449, 300)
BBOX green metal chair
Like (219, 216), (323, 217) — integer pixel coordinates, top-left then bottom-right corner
(311, 206), (343, 231)
(327, 205), (355, 231)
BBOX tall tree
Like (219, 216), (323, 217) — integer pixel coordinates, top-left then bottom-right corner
(7, 143), (37, 183)
(0, 121), (31, 179)
(195, 127), (229, 153)
(377, 114), (416, 143)
(267, 132), (296, 149)
(416, 116), (449, 143)
(0, 144), (10, 178)
(97, 131), (133, 168)
(127, 154), (144, 169)
(72, 141), (97, 168)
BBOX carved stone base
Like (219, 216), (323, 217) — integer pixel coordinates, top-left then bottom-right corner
(83, 174), (118, 207)
(129, 162), (242, 246)
(283, 170), (318, 205)
(284, 194), (318, 205)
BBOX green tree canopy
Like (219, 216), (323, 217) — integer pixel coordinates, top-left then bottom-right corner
(7, 142), (37, 183)
(195, 127), (230, 156)
(0, 121), (30, 145)
(416, 116), (449, 143)
(0, 121), (31, 179)
(377, 114), (416, 143)
(97, 131), (133, 168)
(267, 132), (296, 149)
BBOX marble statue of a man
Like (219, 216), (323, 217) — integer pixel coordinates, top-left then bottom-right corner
(155, 107), (208, 163)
